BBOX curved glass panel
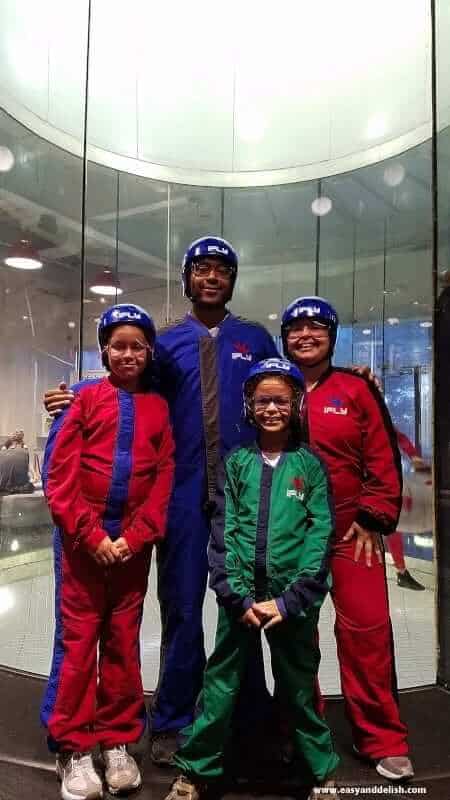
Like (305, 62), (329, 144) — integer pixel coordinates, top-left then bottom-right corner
(0, 2), (438, 694)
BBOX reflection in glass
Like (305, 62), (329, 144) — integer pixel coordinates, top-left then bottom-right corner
(0, 109), (438, 691)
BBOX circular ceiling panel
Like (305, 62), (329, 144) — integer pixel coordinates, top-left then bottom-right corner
(0, 0), (441, 186)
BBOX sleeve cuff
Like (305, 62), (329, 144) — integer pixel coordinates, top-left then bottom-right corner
(123, 529), (145, 554)
(125, 521), (164, 554)
(275, 597), (288, 619)
(82, 525), (108, 554)
(355, 507), (394, 534)
(242, 596), (255, 612)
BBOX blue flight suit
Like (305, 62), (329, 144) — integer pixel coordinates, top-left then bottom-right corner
(151, 312), (278, 733)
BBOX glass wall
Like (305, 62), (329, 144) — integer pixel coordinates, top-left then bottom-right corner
(0, 115), (436, 687)
(0, 0), (438, 690)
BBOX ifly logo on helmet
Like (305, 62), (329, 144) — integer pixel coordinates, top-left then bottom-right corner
(111, 309), (142, 321)
(263, 358), (291, 371)
(207, 245), (229, 256)
(287, 476), (305, 501)
(292, 305), (322, 317)
(232, 342), (252, 361)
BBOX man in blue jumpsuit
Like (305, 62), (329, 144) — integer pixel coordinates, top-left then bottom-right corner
(151, 237), (278, 762)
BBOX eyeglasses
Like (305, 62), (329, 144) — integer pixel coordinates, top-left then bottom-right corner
(191, 260), (233, 278)
(106, 340), (151, 356)
(286, 321), (329, 338)
(253, 396), (293, 411)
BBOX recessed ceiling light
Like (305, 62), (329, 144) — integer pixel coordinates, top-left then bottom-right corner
(387, 317), (399, 326)
(362, 329), (371, 335)
(22, 315), (28, 320)
(89, 269), (123, 297)
(67, 321), (76, 329)
(0, 146), (15, 172)
(268, 313), (278, 321)
(5, 239), (42, 270)
(383, 163), (405, 187)
(420, 321), (432, 328)
(311, 196), (333, 217)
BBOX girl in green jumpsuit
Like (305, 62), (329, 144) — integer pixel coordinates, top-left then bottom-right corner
(165, 357), (339, 800)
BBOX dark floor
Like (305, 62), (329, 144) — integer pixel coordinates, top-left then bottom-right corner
(0, 668), (449, 800)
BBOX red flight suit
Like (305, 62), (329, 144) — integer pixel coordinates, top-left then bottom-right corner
(305, 368), (408, 758)
(40, 377), (174, 752)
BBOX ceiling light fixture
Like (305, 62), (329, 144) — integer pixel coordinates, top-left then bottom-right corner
(311, 196), (333, 217)
(0, 146), (15, 172)
(89, 269), (123, 297)
(4, 239), (42, 270)
(420, 321), (432, 328)
(387, 317), (399, 326)
(268, 313), (278, 321)
(362, 329), (371, 335)
(383, 163), (405, 187)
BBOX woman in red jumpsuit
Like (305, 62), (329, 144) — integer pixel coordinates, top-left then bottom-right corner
(281, 296), (413, 782)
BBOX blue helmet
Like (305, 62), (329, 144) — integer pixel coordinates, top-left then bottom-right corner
(243, 357), (304, 424)
(181, 235), (238, 299)
(281, 296), (339, 357)
(97, 303), (156, 350)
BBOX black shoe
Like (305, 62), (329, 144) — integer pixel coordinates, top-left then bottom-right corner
(397, 569), (425, 591)
(150, 731), (179, 766)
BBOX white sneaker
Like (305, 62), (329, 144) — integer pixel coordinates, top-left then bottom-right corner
(376, 756), (414, 781)
(101, 745), (142, 795)
(56, 752), (103, 800)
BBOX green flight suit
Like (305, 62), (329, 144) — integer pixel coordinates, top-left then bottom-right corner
(174, 444), (340, 782)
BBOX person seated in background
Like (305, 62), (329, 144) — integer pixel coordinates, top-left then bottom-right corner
(0, 429), (34, 495)
(2, 429), (27, 450)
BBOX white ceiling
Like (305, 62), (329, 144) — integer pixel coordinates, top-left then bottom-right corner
(0, 0), (447, 186)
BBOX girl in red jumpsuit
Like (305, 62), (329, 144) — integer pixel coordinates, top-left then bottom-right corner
(41, 304), (174, 800)
(281, 296), (413, 782)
